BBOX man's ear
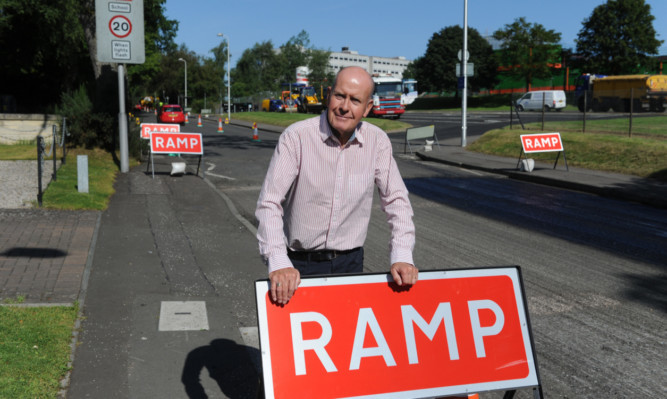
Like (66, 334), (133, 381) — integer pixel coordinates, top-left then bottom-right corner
(363, 99), (373, 118)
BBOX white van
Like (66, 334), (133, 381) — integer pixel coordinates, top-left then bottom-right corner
(516, 90), (566, 111)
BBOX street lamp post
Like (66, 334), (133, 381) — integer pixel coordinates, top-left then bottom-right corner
(217, 33), (231, 121)
(178, 57), (188, 110)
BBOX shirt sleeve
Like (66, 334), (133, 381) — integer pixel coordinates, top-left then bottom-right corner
(374, 131), (416, 266)
(255, 130), (300, 273)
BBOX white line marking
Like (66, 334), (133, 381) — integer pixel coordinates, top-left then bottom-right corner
(205, 162), (236, 180)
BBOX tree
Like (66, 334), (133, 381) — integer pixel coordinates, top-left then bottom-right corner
(231, 41), (280, 98)
(575, 0), (663, 75)
(0, 0), (92, 112)
(493, 17), (561, 91)
(210, 39), (229, 105)
(276, 30), (311, 85)
(307, 49), (335, 92)
(126, 0), (179, 102)
(412, 26), (498, 95)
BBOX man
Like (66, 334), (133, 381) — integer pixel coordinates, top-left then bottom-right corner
(255, 66), (417, 305)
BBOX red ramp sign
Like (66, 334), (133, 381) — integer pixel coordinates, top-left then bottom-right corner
(140, 123), (179, 139)
(520, 132), (563, 153)
(255, 267), (541, 399)
(149, 132), (202, 155)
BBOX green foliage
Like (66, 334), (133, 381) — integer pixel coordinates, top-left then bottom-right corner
(0, 0), (92, 112)
(231, 31), (333, 100)
(42, 148), (121, 210)
(0, 305), (78, 398)
(493, 17), (562, 91)
(127, 0), (179, 100)
(412, 26), (498, 94)
(468, 118), (667, 179)
(575, 0), (663, 74)
(56, 85), (116, 150)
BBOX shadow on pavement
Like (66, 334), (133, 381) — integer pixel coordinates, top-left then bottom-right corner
(181, 338), (262, 399)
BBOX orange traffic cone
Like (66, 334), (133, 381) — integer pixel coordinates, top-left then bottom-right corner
(217, 118), (224, 133)
(252, 122), (260, 142)
(184, 113), (189, 124)
(197, 114), (202, 127)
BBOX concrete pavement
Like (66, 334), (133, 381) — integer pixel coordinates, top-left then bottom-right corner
(0, 120), (665, 398)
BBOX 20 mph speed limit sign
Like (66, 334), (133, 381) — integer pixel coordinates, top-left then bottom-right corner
(95, 0), (145, 63)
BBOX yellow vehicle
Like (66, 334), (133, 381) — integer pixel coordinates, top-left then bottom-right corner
(576, 74), (667, 112)
(291, 84), (322, 114)
(261, 98), (284, 112)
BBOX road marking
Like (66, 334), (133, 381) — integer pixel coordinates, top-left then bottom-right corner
(158, 301), (209, 331)
(205, 162), (236, 180)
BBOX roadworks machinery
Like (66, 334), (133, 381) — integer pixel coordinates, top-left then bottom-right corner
(576, 74), (667, 112)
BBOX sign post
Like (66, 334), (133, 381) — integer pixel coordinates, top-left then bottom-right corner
(95, 0), (145, 173)
(255, 267), (542, 399)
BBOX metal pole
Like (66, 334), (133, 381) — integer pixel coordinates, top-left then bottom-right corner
(118, 64), (129, 173)
(461, 0), (468, 147)
(227, 36), (231, 122)
(629, 88), (633, 137)
(62, 117), (67, 164)
(37, 136), (43, 207)
(52, 125), (57, 181)
(178, 58), (188, 110)
(541, 92), (546, 131)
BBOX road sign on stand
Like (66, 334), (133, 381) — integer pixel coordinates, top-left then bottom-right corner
(95, 0), (145, 64)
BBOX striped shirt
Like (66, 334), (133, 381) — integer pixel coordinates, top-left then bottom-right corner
(255, 113), (415, 274)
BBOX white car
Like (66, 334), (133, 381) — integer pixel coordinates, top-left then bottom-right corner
(516, 90), (566, 111)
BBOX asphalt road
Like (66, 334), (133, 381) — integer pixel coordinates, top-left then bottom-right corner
(173, 112), (665, 398)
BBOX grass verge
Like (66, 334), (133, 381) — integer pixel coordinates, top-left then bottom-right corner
(467, 117), (667, 179)
(0, 304), (78, 399)
(41, 147), (123, 210)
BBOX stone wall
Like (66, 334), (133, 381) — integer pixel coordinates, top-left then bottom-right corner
(0, 114), (61, 144)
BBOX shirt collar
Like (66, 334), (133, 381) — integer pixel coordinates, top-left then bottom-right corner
(319, 112), (365, 145)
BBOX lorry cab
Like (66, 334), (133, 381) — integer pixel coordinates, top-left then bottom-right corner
(516, 90), (566, 111)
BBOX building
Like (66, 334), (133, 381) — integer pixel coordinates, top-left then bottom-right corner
(327, 47), (411, 78)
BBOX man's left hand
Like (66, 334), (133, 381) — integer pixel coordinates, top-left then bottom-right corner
(390, 262), (418, 286)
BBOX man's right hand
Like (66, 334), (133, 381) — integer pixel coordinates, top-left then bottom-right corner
(269, 267), (301, 305)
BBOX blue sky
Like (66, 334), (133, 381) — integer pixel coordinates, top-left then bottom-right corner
(164, 0), (667, 68)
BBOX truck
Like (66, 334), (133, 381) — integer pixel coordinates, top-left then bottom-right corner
(402, 79), (418, 106)
(369, 74), (405, 118)
(289, 84), (323, 114)
(575, 74), (667, 112)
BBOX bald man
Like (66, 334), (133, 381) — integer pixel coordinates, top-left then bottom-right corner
(255, 66), (417, 305)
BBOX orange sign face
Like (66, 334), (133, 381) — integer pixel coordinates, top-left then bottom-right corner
(149, 132), (202, 154)
(255, 267), (540, 399)
(140, 123), (179, 139)
(520, 132), (564, 153)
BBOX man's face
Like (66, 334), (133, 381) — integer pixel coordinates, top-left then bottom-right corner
(327, 68), (373, 138)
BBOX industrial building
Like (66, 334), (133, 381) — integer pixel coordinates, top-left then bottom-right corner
(327, 47), (412, 78)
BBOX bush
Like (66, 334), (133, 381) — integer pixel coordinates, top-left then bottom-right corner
(57, 84), (116, 151)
